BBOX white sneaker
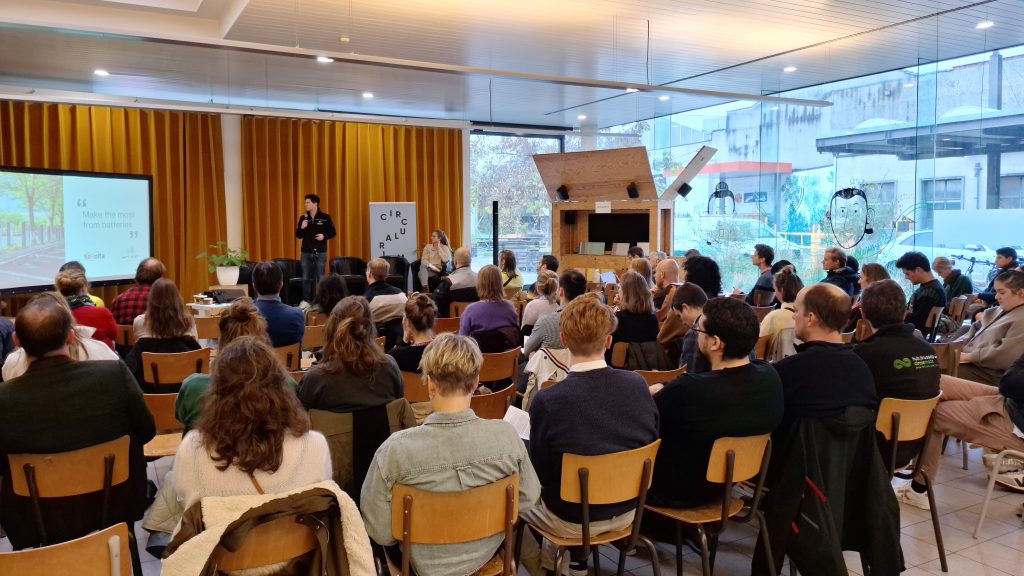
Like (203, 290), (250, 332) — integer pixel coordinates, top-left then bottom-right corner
(995, 471), (1024, 493)
(898, 487), (931, 510)
(983, 453), (1024, 474)
(891, 478), (911, 498)
(566, 561), (588, 576)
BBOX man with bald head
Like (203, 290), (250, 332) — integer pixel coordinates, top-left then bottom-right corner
(432, 246), (478, 317)
(772, 283), (877, 431)
(0, 292), (155, 549)
(652, 258), (680, 313)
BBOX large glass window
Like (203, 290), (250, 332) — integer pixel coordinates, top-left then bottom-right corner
(999, 175), (1024, 209)
(920, 178), (964, 228)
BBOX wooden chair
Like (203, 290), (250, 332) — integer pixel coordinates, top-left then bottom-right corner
(539, 379), (558, 391)
(452, 301), (473, 317)
(754, 335), (770, 360)
(470, 383), (517, 419)
(947, 295), (969, 326)
(194, 315), (220, 340)
(306, 311), (328, 326)
(840, 330), (854, 343)
(504, 287), (522, 300)
(433, 316), (461, 334)
(402, 371), (430, 403)
(0, 522), (133, 576)
(142, 348), (212, 389)
(8, 436), (143, 575)
(376, 335), (387, 348)
(273, 343), (301, 371)
(610, 342), (629, 368)
(480, 348), (519, 388)
(752, 291), (775, 307)
(390, 475), (520, 576)
(924, 305), (945, 342)
(143, 393), (184, 459)
(213, 515), (317, 572)
(876, 393), (947, 572)
(303, 324), (325, 350)
(854, 318), (874, 342)
(603, 283), (619, 303)
(752, 306), (774, 323)
(931, 341), (965, 377)
(518, 440), (662, 576)
(115, 324), (135, 348)
(635, 365), (687, 387)
(289, 370), (307, 383)
(647, 435), (773, 576)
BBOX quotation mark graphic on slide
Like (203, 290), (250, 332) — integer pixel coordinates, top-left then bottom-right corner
(893, 358), (913, 370)
(129, 231), (138, 239)
(77, 199), (87, 207)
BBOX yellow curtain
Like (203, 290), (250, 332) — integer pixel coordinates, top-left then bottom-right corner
(242, 117), (463, 262)
(0, 100), (226, 308)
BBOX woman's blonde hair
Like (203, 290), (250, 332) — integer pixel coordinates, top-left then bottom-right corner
(144, 278), (194, 339)
(618, 271), (654, 314)
(320, 296), (387, 376)
(218, 297), (269, 346)
(420, 333), (483, 396)
(629, 257), (654, 288)
(54, 269), (87, 297)
(534, 270), (558, 298)
(476, 264), (504, 301)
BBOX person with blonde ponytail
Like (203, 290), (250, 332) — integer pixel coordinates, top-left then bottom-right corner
(298, 296), (403, 412)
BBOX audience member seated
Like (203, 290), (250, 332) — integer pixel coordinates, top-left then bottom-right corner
(609, 271), (659, 362)
(978, 247), (1019, 306)
(630, 256), (655, 289)
(499, 249), (524, 291)
(731, 244), (776, 306)
(648, 250), (666, 270)
(363, 257), (405, 303)
(897, 251), (946, 336)
(844, 262), (889, 333)
(523, 269), (587, 356)
(304, 272), (348, 323)
(521, 270), (558, 329)
(252, 260), (305, 347)
(0, 293), (155, 549)
(124, 279), (201, 391)
(819, 247), (860, 297)
(526, 254), (559, 299)
(363, 259), (408, 347)
(953, 270), (1024, 385)
(648, 297), (783, 508)
(458, 265), (518, 350)
(773, 283), (877, 433)
(417, 229), (452, 291)
(760, 265), (803, 339)
(432, 246), (478, 316)
(361, 333), (541, 575)
(904, 350), (1024, 509)
(298, 296), (403, 412)
(628, 245), (645, 261)
(132, 280), (199, 341)
(3, 294), (119, 380)
(172, 336), (330, 515)
(932, 256), (973, 305)
(55, 268), (117, 349)
(110, 257), (165, 325)
(652, 258), (680, 319)
(59, 260), (104, 307)
(854, 279), (941, 401)
(388, 294), (437, 373)
(681, 254), (723, 299)
(660, 282), (708, 371)
(521, 296), (658, 575)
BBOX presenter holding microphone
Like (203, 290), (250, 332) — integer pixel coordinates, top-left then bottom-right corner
(295, 194), (337, 304)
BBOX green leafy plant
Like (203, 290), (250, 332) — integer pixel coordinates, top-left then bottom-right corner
(196, 241), (249, 273)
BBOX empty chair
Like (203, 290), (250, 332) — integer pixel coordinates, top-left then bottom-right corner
(332, 256), (368, 295)
(272, 258), (304, 306)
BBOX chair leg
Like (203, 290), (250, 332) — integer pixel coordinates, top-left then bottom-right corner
(755, 510), (775, 576)
(941, 435), (949, 455)
(637, 536), (662, 576)
(128, 526), (144, 576)
(922, 472), (948, 573)
(963, 442), (969, 470)
(975, 452), (1004, 540)
(674, 522), (684, 576)
(696, 526), (711, 576)
(708, 533), (719, 572)
(592, 546), (601, 576)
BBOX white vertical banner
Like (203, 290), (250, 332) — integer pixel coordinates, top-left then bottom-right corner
(369, 202), (417, 261)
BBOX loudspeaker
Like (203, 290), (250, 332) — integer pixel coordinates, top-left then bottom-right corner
(556, 185), (569, 201)
(564, 211), (576, 225)
(626, 182), (639, 199)
(677, 182), (692, 198)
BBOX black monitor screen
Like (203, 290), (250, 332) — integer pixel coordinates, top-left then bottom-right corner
(588, 213), (650, 250)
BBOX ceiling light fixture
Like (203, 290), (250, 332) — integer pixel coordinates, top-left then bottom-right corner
(362, 92), (374, 99)
(316, 56), (334, 63)
(783, 66), (797, 73)
(625, 87), (639, 93)
(769, 106), (780, 111)
(976, 20), (994, 30)
(93, 69), (109, 77)
(577, 114), (587, 120)
(339, 36), (351, 43)
(903, 83), (915, 88)
(659, 95), (670, 101)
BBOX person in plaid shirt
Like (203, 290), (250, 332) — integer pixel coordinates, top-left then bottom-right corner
(111, 258), (165, 325)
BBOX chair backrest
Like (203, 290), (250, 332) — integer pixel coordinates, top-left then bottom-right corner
(331, 256), (367, 276)
(635, 365), (686, 386)
(924, 305), (944, 341)
(402, 371), (430, 403)
(303, 324), (325, 350)
(9, 435), (130, 498)
(539, 379), (558, 390)
(0, 522), (132, 576)
(142, 348), (212, 388)
(480, 348), (519, 383)
(376, 335), (386, 348)
(469, 384), (516, 419)
(610, 341), (629, 368)
(213, 515), (317, 572)
(752, 291), (775, 307)
(433, 316), (460, 334)
(273, 343), (301, 371)
(451, 300), (472, 317)
(876, 393), (942, 442)
(752, 305), (774, 322)
(194, 316), (220, 340)
(931, 341), (965, 376)
(144, 393), (183, 433)
(306, 312), (328, 326)
(559, 440), (661, 505)
(705, 435), (770, 484)
(754, 334), (770, 360)
(948, 295), (970, 325)
(854, 318), (874, 342)
(288, 370), (307, 383)
(841, 330), (854, 343)
(115, 324), (135, 348)
(504, 287), (521, 300)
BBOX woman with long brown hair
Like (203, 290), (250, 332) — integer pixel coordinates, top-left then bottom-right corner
(298, 296), (403, 412)
(418, 229), (452, 291)
(499, 249), (523, 291)
(172, 336), (330, 512)
(124, 278), (200, 391)
(609, 271), (659, 360)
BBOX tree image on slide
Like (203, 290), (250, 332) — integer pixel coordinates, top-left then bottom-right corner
(0, 172), (63, 251)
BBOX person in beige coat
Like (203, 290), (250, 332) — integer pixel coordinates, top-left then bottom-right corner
(955, 270), (1024, 385)
(417, 229), (452, 291)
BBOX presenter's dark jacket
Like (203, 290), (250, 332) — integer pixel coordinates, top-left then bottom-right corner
(0, 357), (156, 549)
(295, 211), (337, 253)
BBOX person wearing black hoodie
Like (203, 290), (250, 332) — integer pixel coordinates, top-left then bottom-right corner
(820, 247), (861, 297)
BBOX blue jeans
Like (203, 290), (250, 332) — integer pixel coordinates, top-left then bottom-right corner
(300, 250), (327, 303)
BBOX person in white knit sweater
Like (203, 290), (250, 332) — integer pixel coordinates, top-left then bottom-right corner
(172, 336), (331, 516)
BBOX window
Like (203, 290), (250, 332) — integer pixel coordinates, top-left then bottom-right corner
(999, 175), (1024, 209)
(863, 181), (896, 204)
(919, 178), (963, 228)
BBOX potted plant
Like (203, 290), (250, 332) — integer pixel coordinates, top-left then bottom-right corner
(196, 241), (249, 286)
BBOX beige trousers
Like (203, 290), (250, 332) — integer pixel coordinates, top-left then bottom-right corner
(518, 501), (634, 576)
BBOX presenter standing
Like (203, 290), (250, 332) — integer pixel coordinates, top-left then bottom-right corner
(295, 194), (337, 304)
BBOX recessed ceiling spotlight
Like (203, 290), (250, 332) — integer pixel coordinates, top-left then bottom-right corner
(339, 36), (351, 43)
(783, 66), (797, 73)
(976, 20), (994, 30)
(362, 92), (374, 99)
(93, 69), (109, 77)
(903, 83), (915, 88)
(941, 137), (952, 141)
(316, 56), (334, 63)
(658, 95), (670, 101)
(625, 87), (639, 93)
(577, 114), (587, 120)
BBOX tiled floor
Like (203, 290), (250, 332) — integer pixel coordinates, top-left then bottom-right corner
(2, 444), (1023, 575)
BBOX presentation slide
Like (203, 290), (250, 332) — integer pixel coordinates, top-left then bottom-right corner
(0, 169), (152, 293)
